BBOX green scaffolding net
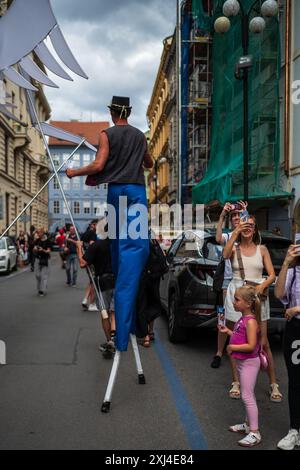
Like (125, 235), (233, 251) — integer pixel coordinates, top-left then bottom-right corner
(192, 0), (291, 205)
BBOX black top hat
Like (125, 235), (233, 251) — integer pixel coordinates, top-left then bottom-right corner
(108, 96), (132, 110)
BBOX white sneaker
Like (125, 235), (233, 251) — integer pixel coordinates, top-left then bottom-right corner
(229, 423), (250, 434)
(88, 303), (99, 312)
(238, 431), (261, 447)
(82, 298), (88, 310)
(277, 429), (300, 451)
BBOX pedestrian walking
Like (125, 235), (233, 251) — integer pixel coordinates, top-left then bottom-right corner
(16, 230), (28, 268)
(76, 222), (116, 359)
(33, 228), (52, 296)
(211, 201), (247, 368)
(55, 228), (67, 269)
(65, 225), (78, 287)
(81, 219), (98, 310)
(27, 225), (37, 272)
(223, 215), (282, 402)
(219, 285), (262, 447)
(275, 244), (300, 450)
(66, 95), (153, 352)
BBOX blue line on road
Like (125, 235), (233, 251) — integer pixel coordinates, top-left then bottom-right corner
(153, 331), (208, 451)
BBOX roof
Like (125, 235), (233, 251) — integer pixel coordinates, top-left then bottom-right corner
(48, 121), (110, 147)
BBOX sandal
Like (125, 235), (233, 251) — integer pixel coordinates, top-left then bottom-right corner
(270, 383), (283, 403)
(142, 335), (150, 348)
(229, 381), (241, 399)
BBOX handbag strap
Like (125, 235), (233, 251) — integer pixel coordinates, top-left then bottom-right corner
(236, 245), (245, 280)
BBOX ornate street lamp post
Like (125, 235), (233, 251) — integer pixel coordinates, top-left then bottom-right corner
(214, 0), (278, 201)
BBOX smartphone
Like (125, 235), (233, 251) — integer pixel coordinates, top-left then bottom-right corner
(239, 210), (249, 222)
(217, 306), (226, 327)
(230, 202), (242, 211)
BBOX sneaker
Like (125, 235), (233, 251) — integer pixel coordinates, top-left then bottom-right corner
(72, 284), (76, 288)
(39, 291), (44, 297)
(277, 429), (300, 451)
(88, 303), (99, 312)
(238, 431), (261, 447)
(211, 355), (221, 368)
(82, 298), (88, 310)
(229, 423), (250, 434)
(99, 342), (108, 352)
(102, 341), (116, 359)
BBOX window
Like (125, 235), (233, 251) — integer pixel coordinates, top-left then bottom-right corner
(93, 202), (101, 216)
(176, 234), (203, 258)
(53, 178), (59, 190)
(83, 202), (91, 214)
(83, 154), (91, 165)
(74, 201), (80, 214)
(54, 201), (60, 214)
(72, 154), (80, 168)
(52, 154), (60, 168)
(72, 178), (81, 190)
(63, 177), (71, 190)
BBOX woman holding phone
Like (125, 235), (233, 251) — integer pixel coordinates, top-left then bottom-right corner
(222, 215), (282, 402)
(275, 244), (300, 450)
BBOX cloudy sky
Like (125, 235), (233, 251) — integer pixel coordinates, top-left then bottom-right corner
(45, 0), (177, 132)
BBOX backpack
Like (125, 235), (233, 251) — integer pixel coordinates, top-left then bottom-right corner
(146, 239), (169, 279)
(213, 257), (225, 293)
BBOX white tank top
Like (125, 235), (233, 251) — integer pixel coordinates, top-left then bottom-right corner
(232, 245), (264, 281)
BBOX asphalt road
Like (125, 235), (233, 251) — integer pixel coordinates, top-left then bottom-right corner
(0, 254), (292, 450)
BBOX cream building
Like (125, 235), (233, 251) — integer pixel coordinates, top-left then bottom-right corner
(0, 2), (51, 236)
(147, 36), (173, 205)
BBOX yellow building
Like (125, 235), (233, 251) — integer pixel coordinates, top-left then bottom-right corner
(147, 36), (173, 205)
(0, 2), (51, 236)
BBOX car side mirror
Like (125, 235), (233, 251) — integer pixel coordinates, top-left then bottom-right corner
(8, 246), (15, 251)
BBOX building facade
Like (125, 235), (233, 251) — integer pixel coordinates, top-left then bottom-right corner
(48, 121), (110, 233)
(147, 36), (173, 205)
(0, 1), (51, 236)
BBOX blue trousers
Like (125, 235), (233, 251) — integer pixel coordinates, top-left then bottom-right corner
(107, 183), (149, 351)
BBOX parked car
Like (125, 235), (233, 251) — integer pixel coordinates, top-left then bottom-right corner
(0, 236), (18, 274)
(160, 229), (291, 343)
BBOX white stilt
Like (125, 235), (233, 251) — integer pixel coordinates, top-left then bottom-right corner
(101, 350), (121, 413)
(101, 337), (146, 413)
(130, 334), (146, 384)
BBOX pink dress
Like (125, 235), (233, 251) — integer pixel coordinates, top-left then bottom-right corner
(229, 315), (259, 360)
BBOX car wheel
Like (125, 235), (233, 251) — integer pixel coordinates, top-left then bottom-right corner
(168, 292), (187, 343)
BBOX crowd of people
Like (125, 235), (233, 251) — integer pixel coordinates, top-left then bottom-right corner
(210, 201), (300, 449)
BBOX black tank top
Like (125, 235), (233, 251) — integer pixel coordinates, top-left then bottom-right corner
(96, 125), (147, 185)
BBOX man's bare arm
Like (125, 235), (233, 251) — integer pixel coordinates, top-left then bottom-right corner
(66, 131), (109, 178)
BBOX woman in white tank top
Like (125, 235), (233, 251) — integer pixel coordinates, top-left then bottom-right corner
(222, 216), (283, 402)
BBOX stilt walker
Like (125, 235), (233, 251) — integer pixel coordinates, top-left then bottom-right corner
(0, 2), (151, 412)
(0, 0), (110, 333)
(66, 96), (153, 412)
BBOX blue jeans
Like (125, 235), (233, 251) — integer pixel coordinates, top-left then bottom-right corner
(107, 183), (149, 351)
(66, 254), (78, 285)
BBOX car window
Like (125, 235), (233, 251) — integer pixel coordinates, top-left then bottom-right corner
(0, 239), (6, 250)
(176, 235), (203, 258)
(263, 240), (290, 267)
(203, 241), (223, 262)
(8, 239), (15, 249)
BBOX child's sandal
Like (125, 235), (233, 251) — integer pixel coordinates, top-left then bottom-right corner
(229, 381), (241, 399)
(270, 383), (283, 402)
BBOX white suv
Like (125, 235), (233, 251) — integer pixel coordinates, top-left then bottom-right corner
(0, 237), (17, 274)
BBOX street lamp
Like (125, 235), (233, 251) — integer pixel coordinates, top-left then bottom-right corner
(153, 156), (167, 203)
(214, 0), (278, 202)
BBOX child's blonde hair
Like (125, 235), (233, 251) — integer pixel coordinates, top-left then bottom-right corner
(236, 285), (262, 324)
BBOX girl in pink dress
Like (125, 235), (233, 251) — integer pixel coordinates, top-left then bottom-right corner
(219, 285), (262, 447)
